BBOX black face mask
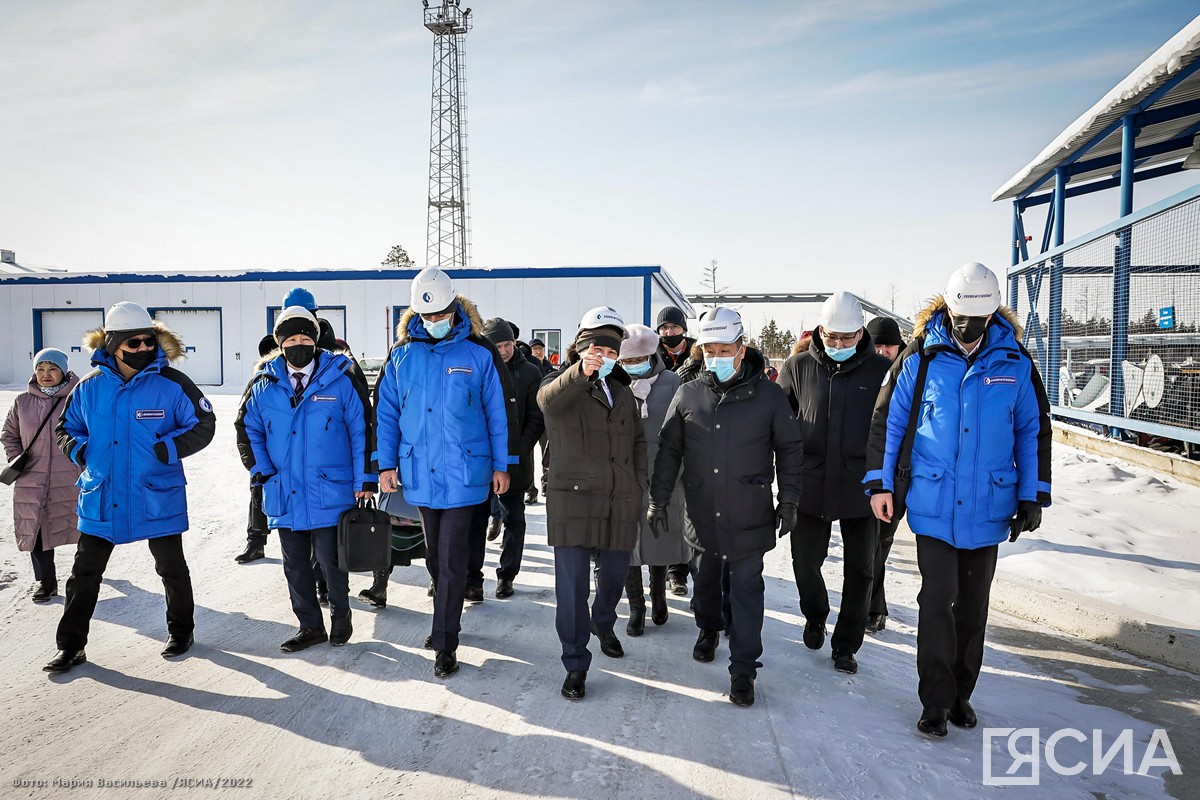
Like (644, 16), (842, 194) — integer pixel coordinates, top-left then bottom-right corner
(284, 344), (316, 369)
(950, 314), (989, 344)
(661, 333), (685, 348)
(119, 349), (157, 371)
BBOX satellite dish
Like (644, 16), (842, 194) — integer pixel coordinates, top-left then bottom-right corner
(1142, 353), (1165, 409)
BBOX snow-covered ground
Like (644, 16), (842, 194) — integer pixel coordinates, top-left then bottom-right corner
(0, 391), (1196, 799)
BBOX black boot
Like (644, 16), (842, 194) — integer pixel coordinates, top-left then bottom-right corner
(591, 621), (624, 658)
(561, 669), (586, 699)
(648, 566), (669, 625)
(358, 571), (389, 608)
(949, 698), (977, 728)
(31, 580), (58, 604)
(330, 611), (353, 646)
(918, 707), (949, 737)
(316, 580), (329, 607)
(625, 567), (646, 637)
(234, 543), (265, 563)
(693, 629), (720, 663)
(43, 649), (86, 673)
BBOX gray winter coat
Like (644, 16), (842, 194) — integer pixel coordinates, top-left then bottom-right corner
(651, 348), (804, 561)
(537, 349), (647, 552)
(630, 357), (691, 566)
(2, 375), (82, 551)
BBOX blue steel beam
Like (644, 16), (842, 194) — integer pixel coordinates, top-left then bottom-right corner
(1017, 160), (1191, 208)
(1046, 169), (1067, 406)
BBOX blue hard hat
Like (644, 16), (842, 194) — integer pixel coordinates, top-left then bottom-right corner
(282, 287), (317, 311)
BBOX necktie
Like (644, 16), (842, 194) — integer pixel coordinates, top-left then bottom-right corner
(292, 372), (306, 395)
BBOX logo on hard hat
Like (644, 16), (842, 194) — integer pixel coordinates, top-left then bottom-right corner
(423, 292), (433, 303)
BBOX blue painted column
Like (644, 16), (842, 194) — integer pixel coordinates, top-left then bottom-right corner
(1111, 114), (1137, 422)
(1047, 168), (1066, 407)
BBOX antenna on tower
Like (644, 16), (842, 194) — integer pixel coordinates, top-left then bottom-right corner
(424, 0), (473, 270)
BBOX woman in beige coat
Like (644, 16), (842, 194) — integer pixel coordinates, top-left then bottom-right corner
(1, 349), (81, 602)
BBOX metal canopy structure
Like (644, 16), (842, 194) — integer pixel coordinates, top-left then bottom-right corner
(688, 292), (913, 332)
(995, 16), (1200, 265)
(424, 0), (473, 270)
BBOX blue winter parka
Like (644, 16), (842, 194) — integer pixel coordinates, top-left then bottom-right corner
(376, 298), (512, 510)
(863, 297), (1052, 549)
(236, 350), (375, 531)
(55, 324), (216, 544)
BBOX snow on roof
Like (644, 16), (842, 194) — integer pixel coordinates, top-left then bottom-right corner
(993, 14), (1200, 202)
(0, 259), (66, 275)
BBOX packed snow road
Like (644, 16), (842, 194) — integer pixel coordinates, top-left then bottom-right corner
(0, 392), (1196, 799)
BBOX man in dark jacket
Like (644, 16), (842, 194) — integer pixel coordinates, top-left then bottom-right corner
(777, 292), (890, 676)
(46, 302), (216, 672)
(863, 315), (906, 633)
(468, 318), (545, 600)
(656, 306), (697, 596)
(649, 307), (803, 707)
(865, 262), (1051, 737)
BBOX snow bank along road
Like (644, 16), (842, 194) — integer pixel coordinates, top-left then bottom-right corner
(0, 392), (1196, 799)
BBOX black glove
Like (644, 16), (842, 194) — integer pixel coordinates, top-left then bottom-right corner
(646, 503), (669, 538)
(153, 441), (170, 464)
(775, 501), (798, 538)
(1009, 501), (1043, 542)
(251, 472), (275, 487)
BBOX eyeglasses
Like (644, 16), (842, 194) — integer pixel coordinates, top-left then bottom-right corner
(122, 336), (158, 350)
(821, 331), (859, 346)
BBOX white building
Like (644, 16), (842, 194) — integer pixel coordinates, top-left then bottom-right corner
(0, 264), (695, 388)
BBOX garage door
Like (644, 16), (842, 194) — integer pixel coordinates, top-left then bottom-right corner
(271, 306), (347, 342)
(152, 309), (223, 385)
(38, 309), (104, 377)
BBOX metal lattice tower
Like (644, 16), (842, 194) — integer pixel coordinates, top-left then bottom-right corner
(424, 0), (472, 270)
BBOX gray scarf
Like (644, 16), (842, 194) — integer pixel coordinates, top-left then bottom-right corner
(39, 382), (68, 396)
(629, 373), (659, 418)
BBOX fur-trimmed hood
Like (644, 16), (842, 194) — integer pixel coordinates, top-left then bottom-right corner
(911, 295), (1024, 341)
(394, 295), (484, 345)
(82, 320), (186, 362)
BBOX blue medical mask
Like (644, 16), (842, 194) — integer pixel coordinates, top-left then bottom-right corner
(597, 357), (617, 379)
(705, 355), (737, 382)
(825, 344), (856, 362)
(623, 360), (652, 377)
(424, 317), (452, 340)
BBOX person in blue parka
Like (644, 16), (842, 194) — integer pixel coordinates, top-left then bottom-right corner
(376, 267), (513, 680)
(235, 306), (376, 653)
(45, 302), (216, 673)
(864, 262), (1052, 738)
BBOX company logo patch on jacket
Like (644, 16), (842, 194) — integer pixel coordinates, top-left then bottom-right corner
(135, 409), (166, 420)
(199, 397), (213, 413)
(312, 395), (337, 402)
(446, 366), (473, 375)
(983, 376), (1017, 386)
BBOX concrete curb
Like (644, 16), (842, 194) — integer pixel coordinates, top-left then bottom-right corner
(991, 571), (1200, 675)
(1053, 422), (1200, 488)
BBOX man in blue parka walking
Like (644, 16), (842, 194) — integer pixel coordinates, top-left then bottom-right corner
(46, 302), (216, 673)
(376, 268), (513, 679)
(864, 262), (1052, 737)
(235, 306), (376, 652)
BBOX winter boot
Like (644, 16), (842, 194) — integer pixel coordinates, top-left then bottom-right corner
(693, 629), (720, 663)
(315, 580), (329, 607)
(31, 580), (58, 604)
(625, 567), (646, 637)
(358, 571), (389, 608)
(330, 610), (353, 646)
(648, 565), (669, 625)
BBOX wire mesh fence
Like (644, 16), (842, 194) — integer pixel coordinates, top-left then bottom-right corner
(1009, 189), (1200, 444)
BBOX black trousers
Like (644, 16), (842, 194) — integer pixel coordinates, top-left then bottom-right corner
(694, 550), (765, 678)
(554, 546), (631, 672)
(790, 512), (878, 655)
(278, 526), (348, 629)
(496, 493), (528, 581)
(421, 506), (474, 653)
(869, 517), (901, 617)
(915, 535), (999, 710)
(466, 498), (490, 589)
(31, 531), (56, 583)
(57, 532), (194, 651)
(246, 483), (269, 547)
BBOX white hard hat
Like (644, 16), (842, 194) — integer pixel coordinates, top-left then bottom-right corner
(945, 262), (1001, 316)
(695, 307), (744, 345)
(819, 291), (865, 333)
(577, 306), (627, 336)
(104, 301), (154, 333)
(273, 305), (320, 343)
(410, 268), (457, 314)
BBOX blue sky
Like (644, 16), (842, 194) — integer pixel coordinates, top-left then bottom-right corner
(3, 0), (1199, 329)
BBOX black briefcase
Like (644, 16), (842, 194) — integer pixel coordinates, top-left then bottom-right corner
(337, 498), (392, 572)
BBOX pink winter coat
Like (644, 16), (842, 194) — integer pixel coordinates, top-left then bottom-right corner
(2, 374), (82, 551)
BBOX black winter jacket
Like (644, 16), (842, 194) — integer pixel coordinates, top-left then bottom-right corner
(503, 349), (546, 495)
(651, 348), (804, 561)
(777, 330), (890, 520)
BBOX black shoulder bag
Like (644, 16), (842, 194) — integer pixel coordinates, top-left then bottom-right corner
(891, 347), (932, 519)
(1, 395), (66, 486)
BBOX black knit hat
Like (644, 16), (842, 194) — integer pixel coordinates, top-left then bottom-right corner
(656, 306), (687, 332)
(866, 317), (904, 346)
(483, 317), (515, 344)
